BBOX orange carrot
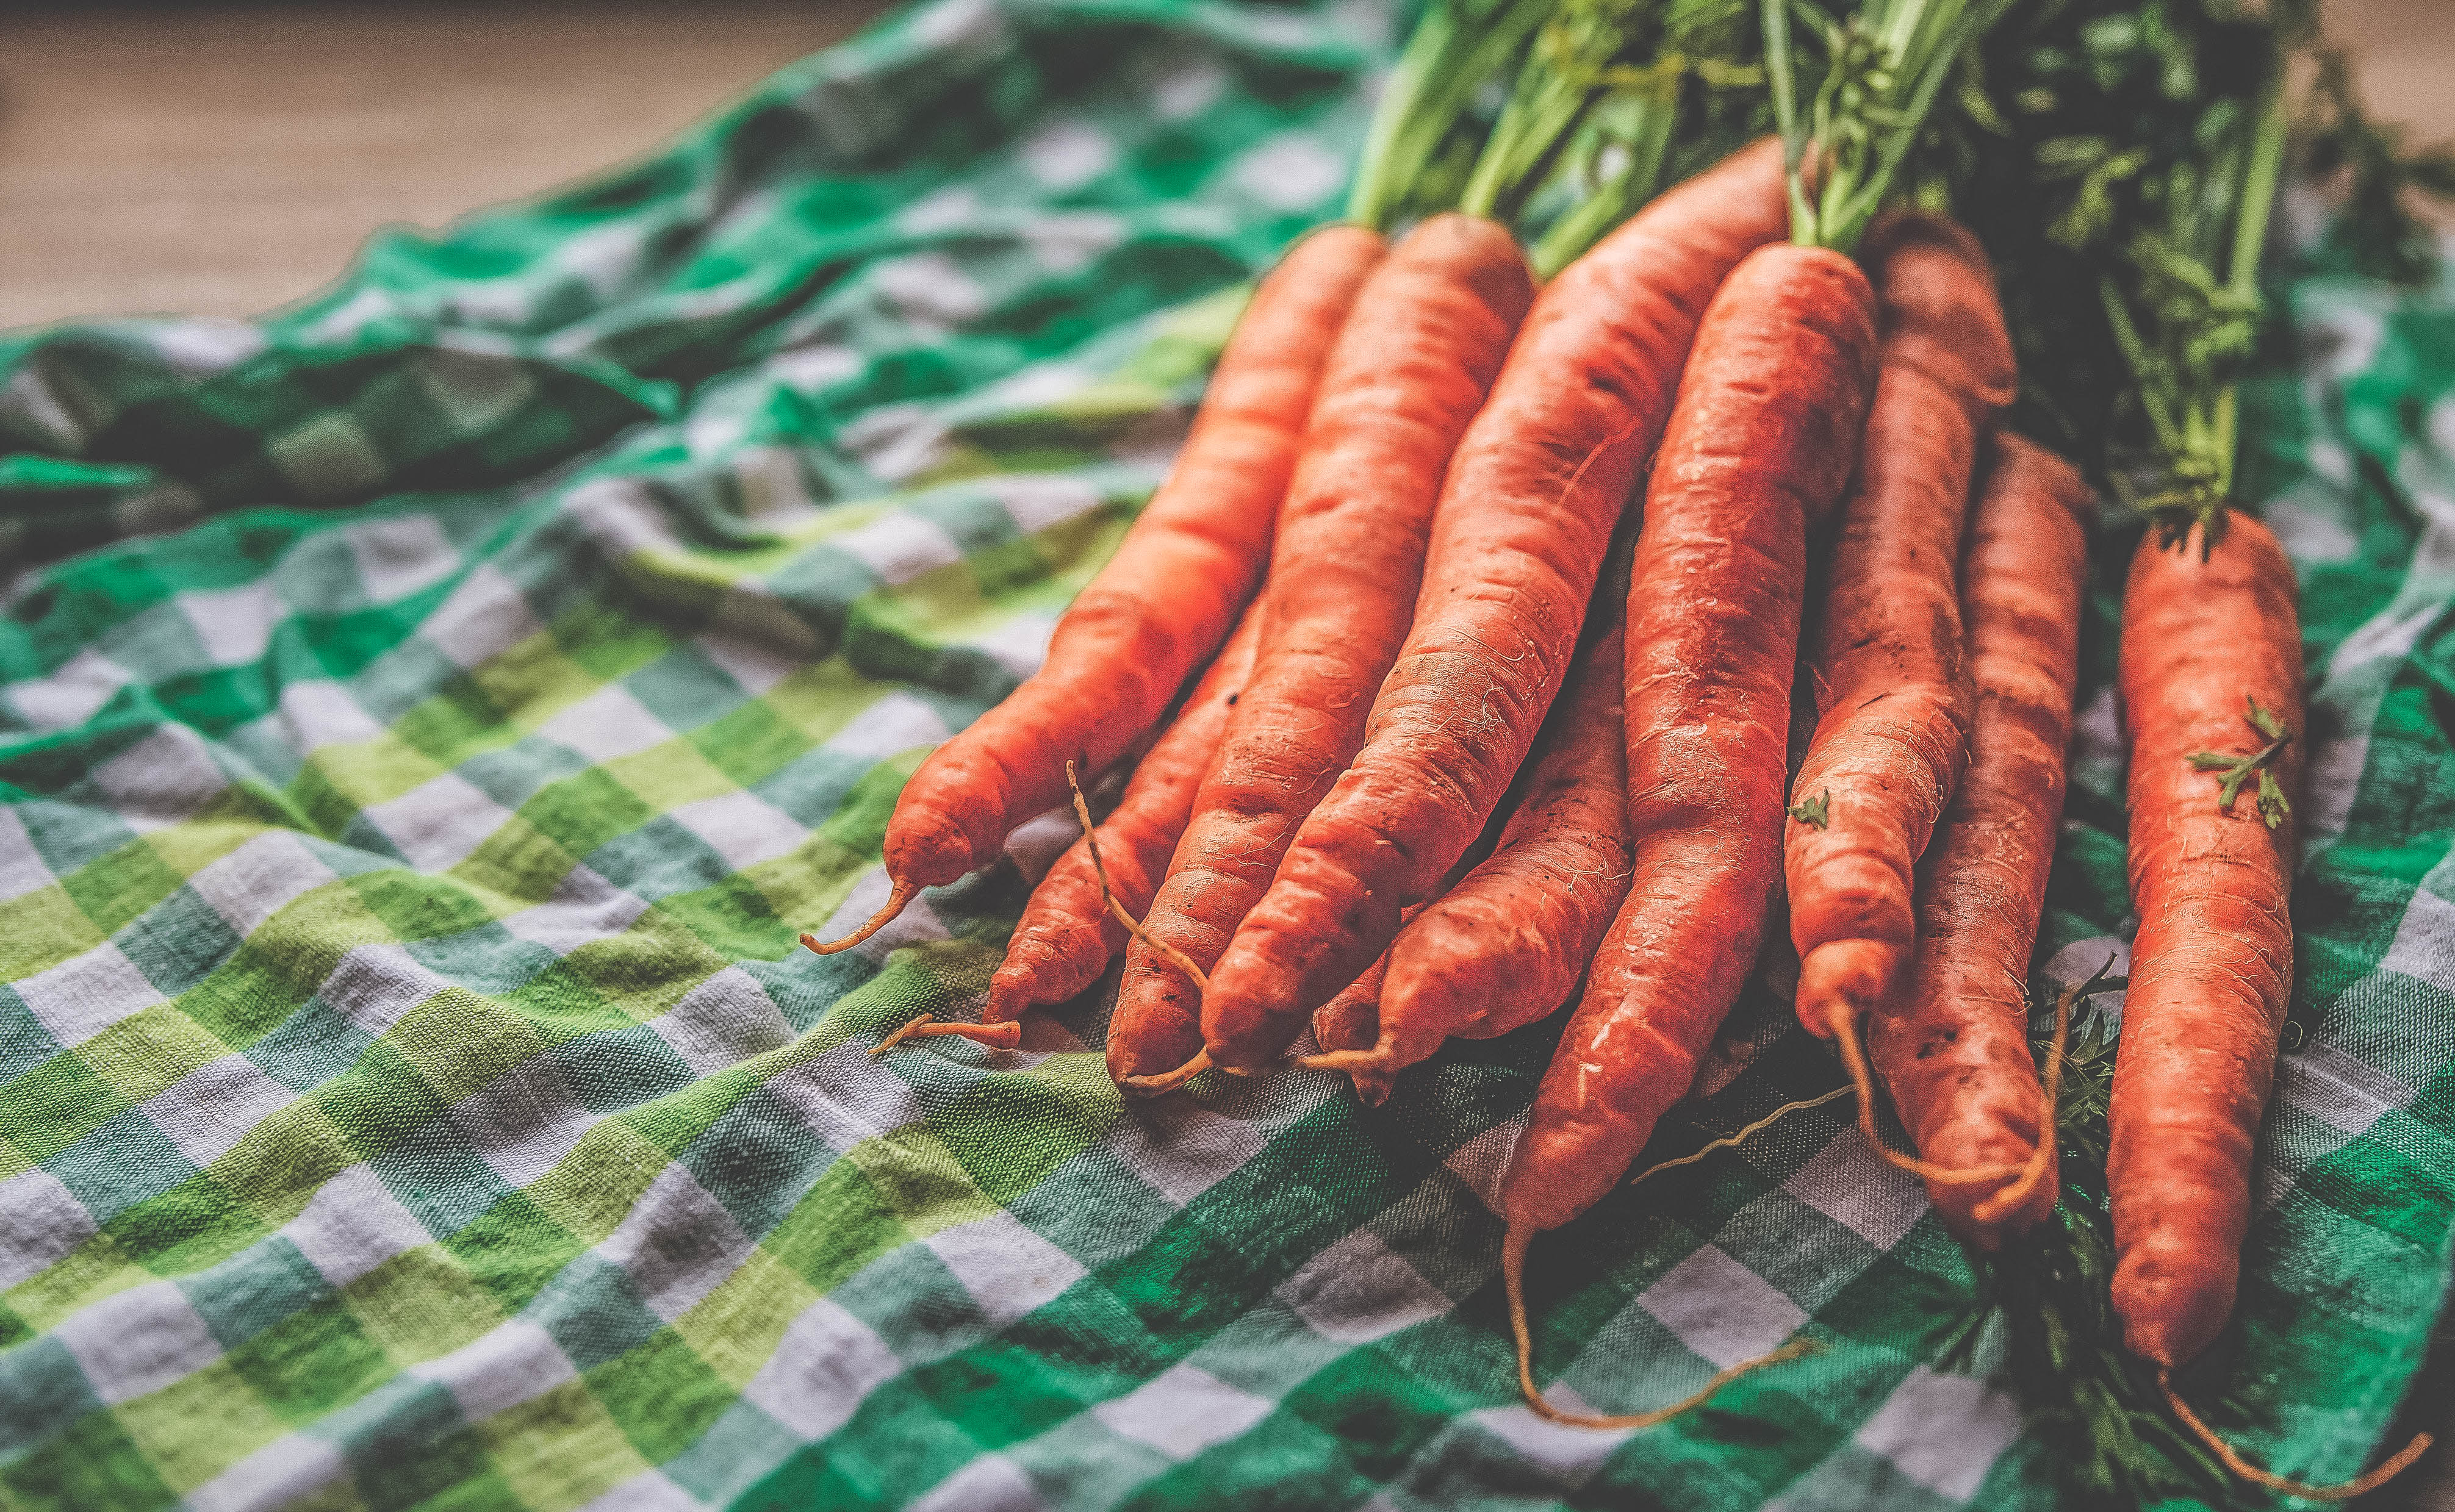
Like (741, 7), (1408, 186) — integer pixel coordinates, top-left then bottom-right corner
(982, 601), (1262, 1023)
(809, 228), (1384, 952)
(1107, 215), (1535, 1089)
(2108, 513), (2304, 1370)
(1302, 558), (1630, 1083)
(1867, 434), (2091, 1244)
(1498, 241), (1878, 1239)
(1786, 213), (2016, 1053)
(1195, 138), (1791, 1070)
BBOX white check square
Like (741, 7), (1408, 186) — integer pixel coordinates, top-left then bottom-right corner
(90, 725), (228, 832)
(362, 772), (515, 872)
(15, 942), (165, 1047)
(450, 1057), (595, 1189)
(54, 1281), (223, 1403)
(1854, 1365), (2021, 1500)
(187, 830), (339, 937)
(343, 512), (459, 604)
(141, 1055), (295, 1168)
(319, 942), (448, 1036)
(596, 1164), (758, 1324)
(1093, 1361), (1274, 1460)
(6, 648), (129, 732)
(536, 683), (674, 765)
(0, 805), (54, 905)
(282, 1164), (433, 1288)
(414, 1319), (578, 1421)
(1782, 1131), (1927, 1250)
(824, 692), (952, 763)
(178, 580), (282, 667)
(669, 789), (807, 871)
(744, 1297), (903, 1441)
(420, 565), (543, 671)
(927, 1212), (1085, 1331)
(648, 967), (793, 1075)
(0, 1169), (98, 1288)
(1277, 1229), (1452, 1345)
(276, 680), (387, 752)
(1636, 1245), (1809, 1371)
(828, 511), (965, 586)
(187, 1435), (347, 1512)
(499, 867), (648, 956)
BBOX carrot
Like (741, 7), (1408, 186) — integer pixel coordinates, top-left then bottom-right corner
(1107, 213), (1535, 1090)
(1300, 556), (1631, 1084)
(1786, 212), (2016, 1049)
(1862, 435), (2091, 1242)
(2108, 514), (2305, 1371)
(982, 601), (1262, 1023)
(807, 227), (1384, 952)
(1193, 138), (1791, 1072)
(2111, 517), (2434, 1499)
(1497, 237), (1876, 1272)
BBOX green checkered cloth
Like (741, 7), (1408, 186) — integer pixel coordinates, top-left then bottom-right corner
(0, 1), (2447, 1508)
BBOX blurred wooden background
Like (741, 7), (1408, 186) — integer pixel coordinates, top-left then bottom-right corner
(0, 0), (2449, 1507)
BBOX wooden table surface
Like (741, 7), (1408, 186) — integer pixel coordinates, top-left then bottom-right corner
(0, 1), (2450, 1507)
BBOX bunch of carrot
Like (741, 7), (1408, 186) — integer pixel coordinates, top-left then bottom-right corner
(803, 0), (2435, 1494)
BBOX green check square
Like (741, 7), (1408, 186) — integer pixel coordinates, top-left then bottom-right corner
(110, 1359), (290, 1493)
(0, 1407), (179, 1512)
(225, 1291), (400, 1425)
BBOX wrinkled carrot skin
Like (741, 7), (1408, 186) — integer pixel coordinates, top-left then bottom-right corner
(1869, 435), (2091, 1244)
(869, 229), (1385, 903)
(1107, 217), (1535, 1083)
(1198, 140), (1791, 1070)
(2110, 515), (2304, 1367)
(1370, 594), (1631, 1076)
(1314, 948), (1397, 1106)
(1498, 244), (1878, 1234)
(982, 601), (1263, 1023)
(1788, 213), (2018, 1041)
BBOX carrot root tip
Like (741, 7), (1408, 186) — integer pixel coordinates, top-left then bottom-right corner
(871, 1013), (936, 1056)
(805, 881), (919, 956)
(2158, 1369), (2431, 1501)
(1296, 1048), (1393, 1074)
(1120, 1048), (1211, 1097)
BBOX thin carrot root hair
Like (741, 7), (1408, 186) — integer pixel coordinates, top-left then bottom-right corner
(803, 880), (918, 956)
(1626, 1086), (1855, 1188)
(1066, 761), (1212, 1097)
(1969, 970), (2075, 1227)
(2158, 1369), (2432, 1502)
(869, 1012), (1024, 1056)
(1296, 1045), (1393, 1074)
(1504, 1223), (1816, 1429)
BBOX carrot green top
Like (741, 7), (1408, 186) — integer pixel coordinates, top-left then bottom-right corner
(1348, 0), (1767, 273)
(1764, 0), (2014, 256)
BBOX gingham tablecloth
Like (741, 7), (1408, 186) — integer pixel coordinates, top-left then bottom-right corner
(0, 1), (2449, 1508)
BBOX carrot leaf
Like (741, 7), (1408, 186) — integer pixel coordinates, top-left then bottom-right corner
(1786, 789), (1831, 828)
(2187, 698), (2293, 829)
